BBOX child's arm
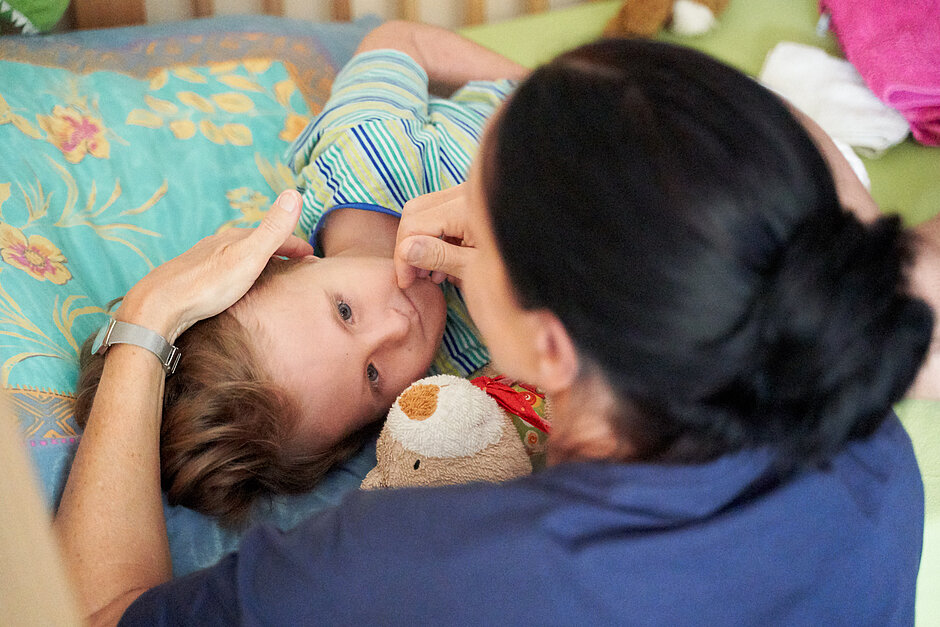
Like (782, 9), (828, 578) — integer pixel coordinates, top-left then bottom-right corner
(356, 20), (529, 94)
(315, 22), (525, 259)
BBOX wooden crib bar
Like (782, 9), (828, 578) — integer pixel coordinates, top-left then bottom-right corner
(193, 0), (286, 18)
(329, 1), (550, 26)
(72, 0), (146, 29)
(72, 0), (555, 31)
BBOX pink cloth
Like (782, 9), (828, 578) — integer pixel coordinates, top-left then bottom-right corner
(820, 0), (940, 145)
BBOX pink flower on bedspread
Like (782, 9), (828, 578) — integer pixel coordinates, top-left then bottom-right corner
(0, 224), (72, 284)
(37, 105), (110, 163)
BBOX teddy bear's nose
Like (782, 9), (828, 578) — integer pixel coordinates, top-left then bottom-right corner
(398, 383), (440, 421)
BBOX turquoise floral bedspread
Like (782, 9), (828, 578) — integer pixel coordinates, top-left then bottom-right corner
(0, 15), (380, 575)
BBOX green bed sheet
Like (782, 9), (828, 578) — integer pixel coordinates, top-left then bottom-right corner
(464, 1), (939, 622)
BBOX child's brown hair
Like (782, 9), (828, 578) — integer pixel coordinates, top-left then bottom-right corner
(74, 258), (376, 526)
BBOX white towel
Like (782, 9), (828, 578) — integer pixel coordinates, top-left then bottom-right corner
(759, 41), (909, 156)
(832, 136), (871, 191)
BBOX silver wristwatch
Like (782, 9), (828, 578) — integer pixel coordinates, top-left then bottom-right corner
(91, 318), (181, 374)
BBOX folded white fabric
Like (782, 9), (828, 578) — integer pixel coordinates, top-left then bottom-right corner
(759, 41), (909, 156)
(831, 136), (871, 190)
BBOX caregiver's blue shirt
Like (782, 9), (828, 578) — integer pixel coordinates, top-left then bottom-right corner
(122, 413), (923, 625)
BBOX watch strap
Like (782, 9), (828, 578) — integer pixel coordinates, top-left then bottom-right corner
(92, 318), (181, 374)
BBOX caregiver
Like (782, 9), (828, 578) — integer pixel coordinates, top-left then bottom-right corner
(65, 36), (930, 627)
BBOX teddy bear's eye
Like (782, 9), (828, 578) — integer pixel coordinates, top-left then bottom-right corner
(413, 459), (420, 470)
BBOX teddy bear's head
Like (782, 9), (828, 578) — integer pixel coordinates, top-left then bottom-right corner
(361, 374), (533, 490)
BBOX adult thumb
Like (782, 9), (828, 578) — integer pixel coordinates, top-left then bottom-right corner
(252, 189), (306, 255)
(396, 234), (471, 287)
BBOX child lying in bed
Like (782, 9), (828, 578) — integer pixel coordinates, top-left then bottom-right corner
(73, 21), (527, 526)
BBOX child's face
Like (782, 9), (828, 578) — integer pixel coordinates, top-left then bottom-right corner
(233, 255), (447, 453)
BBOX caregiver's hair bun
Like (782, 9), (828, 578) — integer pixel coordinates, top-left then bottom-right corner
(750, 209), (932, 465)
(484, 37), (933, 469)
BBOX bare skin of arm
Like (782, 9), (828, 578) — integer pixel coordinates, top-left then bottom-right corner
(53, 192), (312, 625)
(907, 216), (940, 399)
(356, 19), (529, 95)
(54, 339), (169, 626)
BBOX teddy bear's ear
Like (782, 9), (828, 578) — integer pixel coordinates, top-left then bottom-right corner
(604, 0), (673, 38)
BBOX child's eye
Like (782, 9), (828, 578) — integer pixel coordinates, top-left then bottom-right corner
(337, 301), (352, 321)
(366, 363), (379, 385)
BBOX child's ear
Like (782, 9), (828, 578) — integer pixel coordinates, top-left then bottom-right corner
(528, 310), (580, 395)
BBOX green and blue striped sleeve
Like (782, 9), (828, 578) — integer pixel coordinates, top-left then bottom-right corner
(286, 49), (514, 238)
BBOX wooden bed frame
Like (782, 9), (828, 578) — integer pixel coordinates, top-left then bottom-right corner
(70, 0), (560, 30)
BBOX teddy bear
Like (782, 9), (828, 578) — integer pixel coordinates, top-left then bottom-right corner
(361, 374), (550, 490)
(604, 0), (729, 39)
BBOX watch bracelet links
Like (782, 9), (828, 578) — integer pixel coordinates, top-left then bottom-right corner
(92, 318), (181, 374)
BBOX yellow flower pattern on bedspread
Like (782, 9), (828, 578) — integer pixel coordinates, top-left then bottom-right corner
(0, 93), (42, 138)
(0, 28), (337, 407)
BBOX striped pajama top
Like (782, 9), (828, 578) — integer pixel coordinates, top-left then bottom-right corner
(286, 49), (517, 377)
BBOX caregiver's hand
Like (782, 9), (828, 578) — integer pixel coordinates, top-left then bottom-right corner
(395, 183), (478, 288)
(119, 189), (311, 342)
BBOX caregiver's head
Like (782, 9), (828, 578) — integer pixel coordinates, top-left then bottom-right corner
(465, 39), (933, 468)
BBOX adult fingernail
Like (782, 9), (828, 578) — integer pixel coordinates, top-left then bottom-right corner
(405, 240), (427, 264)
(276, 190), (299, 213)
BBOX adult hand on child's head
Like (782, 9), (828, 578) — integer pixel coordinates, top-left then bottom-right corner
(120, 190), (312, 342)
(395, 183), (478, 289)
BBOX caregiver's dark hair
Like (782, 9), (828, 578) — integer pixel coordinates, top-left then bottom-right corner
(485, 39), (933, 468)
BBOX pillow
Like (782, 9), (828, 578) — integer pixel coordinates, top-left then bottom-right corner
(1, 14), (381, 576)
